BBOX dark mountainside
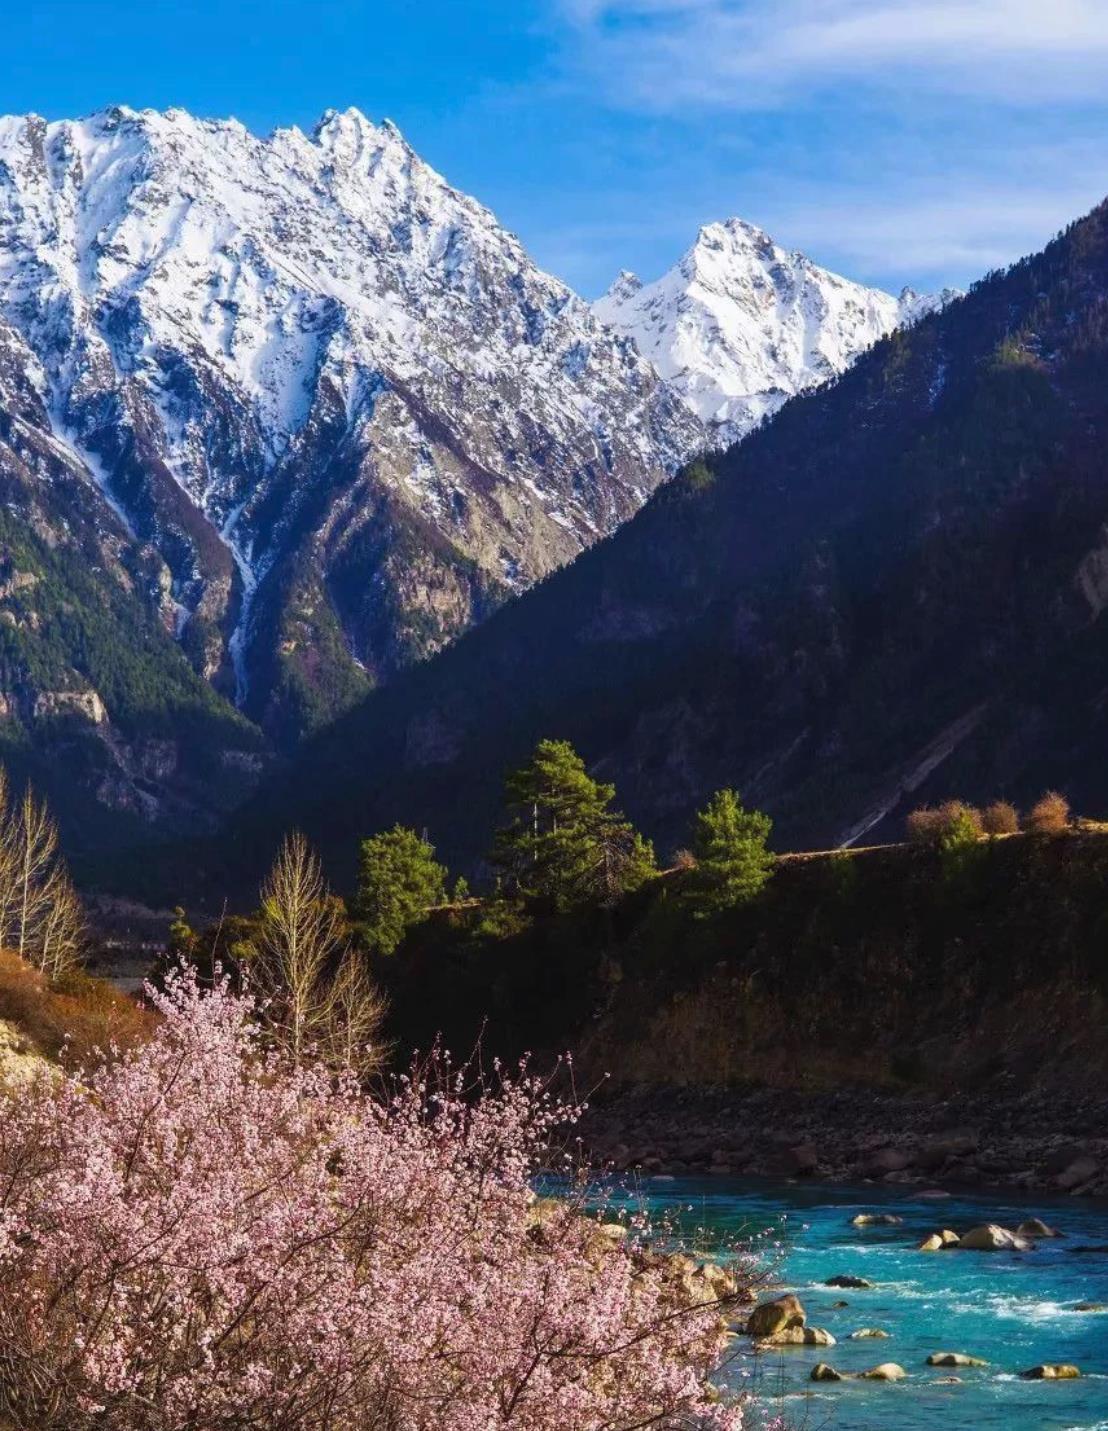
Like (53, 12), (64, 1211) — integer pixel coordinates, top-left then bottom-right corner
(205, 199), (1108, 899)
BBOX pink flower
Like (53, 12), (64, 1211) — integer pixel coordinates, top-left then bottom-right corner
(0, 968), (744, 1430)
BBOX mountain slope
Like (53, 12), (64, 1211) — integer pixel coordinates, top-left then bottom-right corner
(0, 316), (262, 852)
(594, 218), (957, 443)
(213, 199), (1108, 892)
(0, 105), (703, 743)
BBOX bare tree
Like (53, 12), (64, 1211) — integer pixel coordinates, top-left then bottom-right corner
(317, 949), (387, 1077)
(245, 832), (384, 1074)
(0, 768), (84, 978)
(35, 867), (85, 981)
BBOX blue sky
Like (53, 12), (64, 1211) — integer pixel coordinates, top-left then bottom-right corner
(3, 0), (1108, 297)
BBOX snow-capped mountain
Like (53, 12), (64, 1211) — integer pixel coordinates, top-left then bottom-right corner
(0, 105), (703, 740)
(594, 218), (959, 443)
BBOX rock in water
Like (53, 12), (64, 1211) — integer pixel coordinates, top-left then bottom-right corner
(919, 1229), (960, 1250)
(858, 1363), (907, 1381)
(850, 1328), (891, 1339)
(852, 1213), (903, 1226)
(927, 1352), (988, 1367)
(958, 1224), (1032, 1251)
(745, 1293), (805, 1338)
(1017, 1218), (1063, 1239)
(826, 1274), (874, 1288)
(810, 1363), (843, 1381)
(1021, 1364), (1081, 1379)
(758, 1326), (835, 1347)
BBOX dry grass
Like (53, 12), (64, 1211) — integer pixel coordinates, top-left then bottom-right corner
(0, 950), (155, 1067)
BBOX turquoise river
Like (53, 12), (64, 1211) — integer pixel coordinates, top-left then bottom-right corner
(598, 1175), (1108, 1430)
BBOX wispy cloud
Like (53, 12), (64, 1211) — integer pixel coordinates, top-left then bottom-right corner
(524, 0), (1108, 296)
(554, 0), (1108, 108)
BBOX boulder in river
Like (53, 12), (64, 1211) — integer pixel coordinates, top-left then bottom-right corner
(746, 1293), (805, 1337)
(852, 1213), (903, 1226)
(927, 1352), (988, 1367)
(1020, 1364), (1081, 1379)
(958, 1224), (1032, 1251)
(1017, 1218), (1062, 1239)
(810, 1363), (843, 1381)
(759, 1325), (836, 1347)
(850, 1328), (890, 1339)
(1072, 1301), (1106, 1311)
(858, 1362), (907, 1381)
(826, 1274), (874, 1288)
(919, 1229), (960, 1250)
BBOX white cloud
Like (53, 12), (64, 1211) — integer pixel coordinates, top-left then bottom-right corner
(555, 0), (1108, 108)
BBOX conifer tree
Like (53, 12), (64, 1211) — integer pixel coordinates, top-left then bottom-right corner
(688, 789), (774, 912)
(354, 825), (447, 955)
(493, 739), (654, 909)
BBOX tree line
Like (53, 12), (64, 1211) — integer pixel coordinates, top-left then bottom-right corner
(169, 738), (776, 1074)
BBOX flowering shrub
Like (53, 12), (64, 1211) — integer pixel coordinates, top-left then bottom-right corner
(0, 970), (742, 1430)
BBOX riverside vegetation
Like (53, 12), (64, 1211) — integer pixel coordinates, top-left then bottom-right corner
(165, 743), (1108, 1197)
(1, 744), (1107, 1426)
(0, 755), (767, 1431)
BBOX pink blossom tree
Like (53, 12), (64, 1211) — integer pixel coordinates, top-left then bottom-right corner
(0, 970), (746, 1430)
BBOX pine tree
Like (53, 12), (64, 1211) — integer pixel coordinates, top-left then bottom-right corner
(688, 789), (773, 912)
(354, 825), (447, 955)
(493, 739), (654, 909)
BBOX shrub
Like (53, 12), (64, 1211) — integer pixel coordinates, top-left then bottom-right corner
(981, 799), (1020, 835)
(1024, 790), (1071, 834)
(906, 800), (983, 845)
(0, 970), (744, 1431)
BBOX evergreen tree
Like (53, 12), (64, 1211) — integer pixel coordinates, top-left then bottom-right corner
(493, 739), (654, 910)
(354, 825), (447, 956)
(688, 789), (773, 912)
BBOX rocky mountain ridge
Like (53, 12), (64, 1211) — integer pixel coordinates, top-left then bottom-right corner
(0, 103), (703, 742)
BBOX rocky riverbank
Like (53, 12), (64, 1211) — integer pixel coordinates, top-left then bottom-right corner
(581, 1086), (1108, 1197)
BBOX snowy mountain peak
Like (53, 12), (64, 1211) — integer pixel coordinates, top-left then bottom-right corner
(595, 218), (959, 441)
(0, 104), (702, 731)
(603, 270), (643, 305)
